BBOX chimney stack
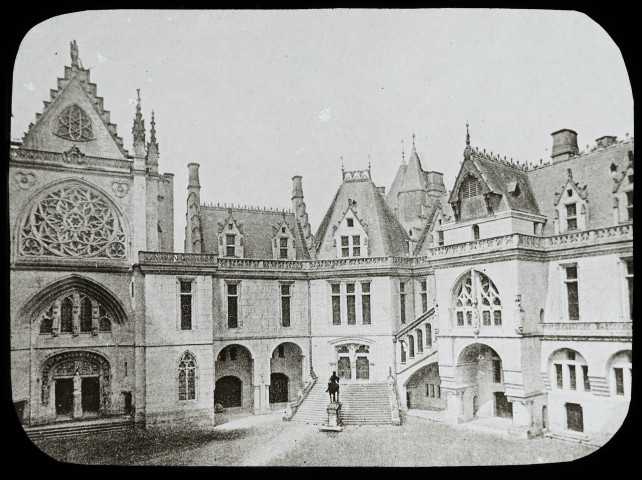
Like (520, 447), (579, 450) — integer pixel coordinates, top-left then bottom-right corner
(551, 129), (579, 163)
(188, 163), (201, 188)
(596, 136), (617, 149)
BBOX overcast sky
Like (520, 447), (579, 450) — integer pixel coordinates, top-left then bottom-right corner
(12, 9), (633, 252)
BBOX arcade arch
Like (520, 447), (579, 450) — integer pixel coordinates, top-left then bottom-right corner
(215, 344), (253, 410)
(270, 342), (303, 403)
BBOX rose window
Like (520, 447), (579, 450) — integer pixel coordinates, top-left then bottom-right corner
(19, 184), (127, 259)
(54, 104), (94, 141)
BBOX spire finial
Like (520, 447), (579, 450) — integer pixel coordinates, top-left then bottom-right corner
(149, 110), (157, 143)
(401, 139), (405, 163)
(412, 132), (416, 151)
(466, 121), (470, 147)
(341, 155), (344, 173)
(368, 153), (371, 171)
(132, 89), (146, 157)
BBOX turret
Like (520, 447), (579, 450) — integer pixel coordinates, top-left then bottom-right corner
(132, 89), (146, 160)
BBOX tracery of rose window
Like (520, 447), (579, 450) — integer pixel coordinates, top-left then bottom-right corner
(19, 184), (127, 259)
(454, 271), (502, 327)
(54, 104), (94, 141)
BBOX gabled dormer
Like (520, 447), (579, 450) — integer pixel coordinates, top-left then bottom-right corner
(333, 201), (369, 258)
(272, 220), (296, 260)
(217, 212), (244, 258)
(612, 151), (634, 224)
(553, 168), (588, 234)
(449, 164), (495, 222)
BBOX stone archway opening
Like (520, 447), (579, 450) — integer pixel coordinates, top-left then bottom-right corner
(270, 342), (303, 403)
(215, 345), (253, 411)
(456, 343), (510, 420)
(404, 363), (445, 411)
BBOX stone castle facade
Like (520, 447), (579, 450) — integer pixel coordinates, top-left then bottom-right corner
(11, 44), (632, 446)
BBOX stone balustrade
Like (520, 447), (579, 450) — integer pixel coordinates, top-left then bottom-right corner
(139, 251), (218, 265)
(541, 321), (632, 337)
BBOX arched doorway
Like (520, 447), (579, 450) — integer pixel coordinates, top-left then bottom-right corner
(269, 373), (289, 403)
(215, 344), (253, 410)
(404, 363), (445, 411)
(270, 342), (303, 402)
(335, 343), (371, 383)
(456, 343), (510, 420)
(41, 351), (111, 420)
(215, 376), (242, 408)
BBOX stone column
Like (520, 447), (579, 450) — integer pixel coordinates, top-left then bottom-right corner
(72, 369), (83, 419)
(445, 386), (466, 424)
(253, 385), (261, 414)
(262, 384), (271, 413)
(91, 303), (100, 335)
(302, 354), (310, 384)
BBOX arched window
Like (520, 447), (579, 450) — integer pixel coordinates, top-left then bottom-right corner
(60, 297), (73, 333)
(461, 174), (483, 199)
(454, 271), (502, 327)
(549, 349), (590, 393)
(472, 224), (480, 240)
(608, 351), (632, 397)
(408, 335), (415, 358)
(98, 305), (112, 332)
(54, 104), (94, 141)
(178, 352), (197, 401)
(40, 306), (54, 334)
(400, 343), (407, 363)
(416, 329), (423, 353)
(80, 297), (93, 332)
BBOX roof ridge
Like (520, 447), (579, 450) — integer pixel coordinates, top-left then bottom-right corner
(201, 202), (292, 214)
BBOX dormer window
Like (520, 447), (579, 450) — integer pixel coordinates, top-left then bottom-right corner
(566, 204), (577, 231)
(279, 238), (288, 259)
(626, 192), (633, 221)
(226, 234), (236, 256)
(462, 174), (483, 199)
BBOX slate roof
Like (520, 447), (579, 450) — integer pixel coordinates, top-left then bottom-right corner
(315, 173), (410, 259)
(527, 139), (634, 235)
(199, 206), (310, 259)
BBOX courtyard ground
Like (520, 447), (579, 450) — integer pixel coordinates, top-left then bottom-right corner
(30, 412), (599, 467)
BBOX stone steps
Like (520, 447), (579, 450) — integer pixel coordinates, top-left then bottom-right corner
(25, 417), (135, 440)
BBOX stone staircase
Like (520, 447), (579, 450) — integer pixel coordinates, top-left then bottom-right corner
(292, 382), (395, 426)
(341, 383), (396, 425)
(24, 417), (135, 440)
(291, 382), (328, 425)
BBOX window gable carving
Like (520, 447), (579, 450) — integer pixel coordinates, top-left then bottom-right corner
(333, 207), (368, 258)
(217, 213), (244, 258)
(453, 270), (502, 331)
(18, 183), (127, 259)
(37, 290), (114, 337)
(54, 104), (94, 141)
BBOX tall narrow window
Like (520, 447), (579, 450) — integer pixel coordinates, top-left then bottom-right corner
(178, 352), (196, 401)
(420, 280), (428, 313)
(279, 237), (288, 259)
(408, 335), (415, 358)
(229, 347), (237, 361)
(352, 236), (361, 257)
(472, 224), (480, 241)
(278, 345), (285, 358)
(361, 282), (371, 325)
(346, 283), (356, 325)
(227, 283), (239, 328)
(582, 365), (590, 392)
(614, 368), (624, 395)
(80, 297), (93, 332)
(341, 236), (349, 257)
(60, 297), (73, 333)
(566, 203), (577, 231)
(425, 323), (432, 348)
(180, 281), (193, 330)
(437, 230), (444, 246)
(555, 364), (563, 389)
(400, 343), (406, 363)
(331, 283), (341, 325)
(626, 191), (633, 221)
(281, 284), (291, 327)
(565, 266), (579, 320)
(625, 259), (633, 319)
(416, 329), (423, 353)
(493, 359), (502, 383)
(568, 364), (577, 390)
(226, 234), (236, 257)
(400, 281), (406, 324)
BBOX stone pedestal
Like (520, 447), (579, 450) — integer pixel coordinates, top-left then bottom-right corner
(72, 391), (82, 419)
(319, 402), (343, 432)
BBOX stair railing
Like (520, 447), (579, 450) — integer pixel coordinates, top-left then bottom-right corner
(387, 368), (402, 425)
(283, 374), (317, 421)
